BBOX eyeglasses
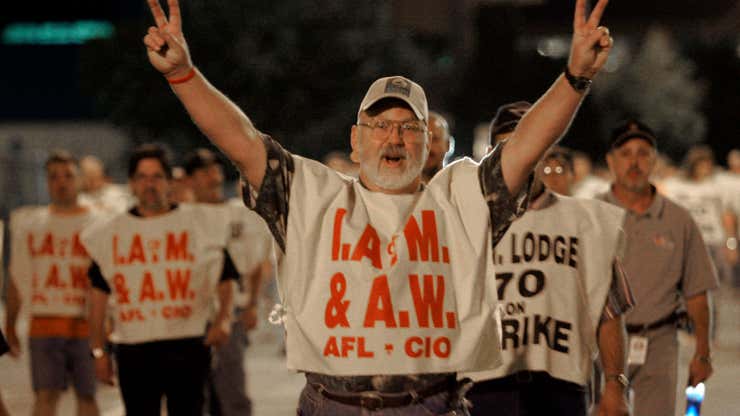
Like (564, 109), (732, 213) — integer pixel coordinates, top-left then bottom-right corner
(542, 165), (566, 176)
(357, 119), (427, 141)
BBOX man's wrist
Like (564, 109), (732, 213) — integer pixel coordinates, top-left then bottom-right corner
(693, 353), (712, 364)
(564, 65), (593, 93)
(726, 236), (738, 250)
(604, 373), (629, 390)
(165, 66), (196, 84)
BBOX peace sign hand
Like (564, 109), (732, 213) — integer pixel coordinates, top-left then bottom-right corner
(568, 0), (613, 79)
(143, 0), (193, 79)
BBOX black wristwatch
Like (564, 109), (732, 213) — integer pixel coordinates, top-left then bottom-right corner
(564, 66), (592, 93)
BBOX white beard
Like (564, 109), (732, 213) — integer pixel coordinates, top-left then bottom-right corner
(360, 144), (428, 191)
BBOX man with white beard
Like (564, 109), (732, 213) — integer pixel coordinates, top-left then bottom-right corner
(142, 0), (615, 413)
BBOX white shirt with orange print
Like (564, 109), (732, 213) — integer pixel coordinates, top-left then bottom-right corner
(9, 206), (102, 318)
(81, 203), (230, 344)
(278, 156), (508, 376)
(225, 199), (274, 307)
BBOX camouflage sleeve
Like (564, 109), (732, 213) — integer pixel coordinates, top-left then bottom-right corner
(241, 134), (294, 253)
(478, 141), (533, 248)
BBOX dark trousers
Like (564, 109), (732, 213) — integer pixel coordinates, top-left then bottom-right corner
(115, 337), (210, 416)
(468, 371), (588, 416)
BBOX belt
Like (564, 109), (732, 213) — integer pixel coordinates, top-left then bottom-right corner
(310, 376), (456, 411)
(626, 311), (682, 334)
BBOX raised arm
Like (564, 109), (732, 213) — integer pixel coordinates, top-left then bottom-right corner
(501, 0), (613, 193)
(143, 0), (267, 188)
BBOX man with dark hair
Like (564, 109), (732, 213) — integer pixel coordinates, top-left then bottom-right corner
(82, 143), (237, 415)
(598, 120), (718, 415)
(143, 0), (614, 413)
(184, 148), (274, 416)
(466, 104), (633, 416)
(5, 150), (101, 416)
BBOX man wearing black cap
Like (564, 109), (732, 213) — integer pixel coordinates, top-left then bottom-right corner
(184, 148), (274, 416)
(466, 103), (634, 416)
(598, 120), (718, 416)
(142, 0), (615, 413)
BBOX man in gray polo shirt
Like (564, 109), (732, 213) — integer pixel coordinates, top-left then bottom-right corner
(598, 120), (718, 416)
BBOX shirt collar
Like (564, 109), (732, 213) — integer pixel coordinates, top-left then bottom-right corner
(603, 184), (665, 218)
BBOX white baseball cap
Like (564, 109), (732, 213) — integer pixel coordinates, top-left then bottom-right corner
(357, 76), (429, 123)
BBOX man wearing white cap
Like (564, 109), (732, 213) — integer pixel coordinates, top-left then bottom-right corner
(142, 0), (615, 413)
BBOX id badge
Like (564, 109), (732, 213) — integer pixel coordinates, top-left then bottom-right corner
(627, 335), (649, 365)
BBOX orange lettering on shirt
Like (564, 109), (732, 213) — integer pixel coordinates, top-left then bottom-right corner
(387, 236), (398, 267)
(113, 235), (127, 265)
(113, 273), (131, 304)
(351, 225), (382, 269)
(323, 336), (340, 357)
(166, 232), (192, 261)
(27, 233), (36, 257)
(128, 234), (146, 264)
(331, 208), (347, 261)
(138, 271), (161, 302)
(166, 269), (193, 300)
(44, 264), (66, 288)
(71, 234), (88, 257)
(38, 233), (55, 257)
(69, 264), (89, 289)
(363, 275), (397, 328)
(408, 274), (445, 328)
(403, 211), (440, 262)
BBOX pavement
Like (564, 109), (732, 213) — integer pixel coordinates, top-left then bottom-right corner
(1, 289), (738, 415)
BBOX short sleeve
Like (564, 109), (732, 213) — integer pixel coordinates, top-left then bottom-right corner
(478, 141), (533, 247)
(241, 134), (295, 253)
(88, 261), (111, 294)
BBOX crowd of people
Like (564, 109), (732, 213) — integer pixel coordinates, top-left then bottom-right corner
(1, 0), (739, 415)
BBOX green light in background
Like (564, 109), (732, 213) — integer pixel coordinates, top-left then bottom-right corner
(2, 20), (115, 45)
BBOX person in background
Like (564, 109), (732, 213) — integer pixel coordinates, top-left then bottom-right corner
(421, 111), (452, 183)
(572, 150), (610, 199)
(5, 151), (101, 416)
(78, 155), (134, 213)
(468, 103), (632, 416)
(83, 144), (237, 415)
(184, 148), (274, 416)
(598, 120), (718, 416)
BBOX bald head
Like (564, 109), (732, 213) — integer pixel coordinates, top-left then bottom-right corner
(423, 111), (451, 181)
(80, 155), (108, 192)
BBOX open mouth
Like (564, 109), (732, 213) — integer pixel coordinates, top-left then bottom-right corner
(382, 155), (406, 167)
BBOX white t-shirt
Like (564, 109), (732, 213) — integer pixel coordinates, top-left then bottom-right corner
(225, 198), (274, 307)
(661, 175), (731, 246)
(79, 183), (134, 214)
(716, 171), (740, 216)
(81, 203), (230, 344)
(466, 193), (626, 385)
(256, 146), (527, 376)
(9, 206), (102, 318)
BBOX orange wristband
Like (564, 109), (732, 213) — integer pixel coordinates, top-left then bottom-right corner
(167, 67), (196, 84)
